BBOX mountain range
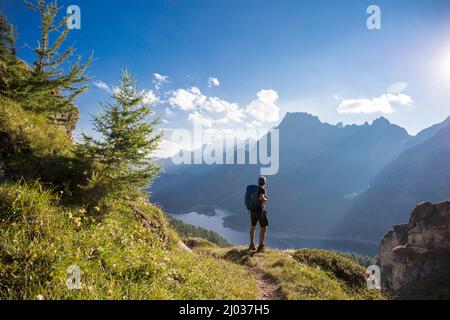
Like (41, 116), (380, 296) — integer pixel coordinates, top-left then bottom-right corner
(151, 112), (450, 243)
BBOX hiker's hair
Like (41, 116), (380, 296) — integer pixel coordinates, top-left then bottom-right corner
(258, 176), (266, 187)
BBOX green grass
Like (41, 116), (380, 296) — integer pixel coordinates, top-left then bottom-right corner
(0, 181), (257, 300)
(0, 95), (75, 190)
(191, 246), (384, 300)
(0, 95), (73, 158)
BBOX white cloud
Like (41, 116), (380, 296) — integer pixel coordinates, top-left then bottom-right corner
(142, 90), (160, 105)
(188, 112), (221, 128)
(203, 97), (245, 122)
(387, 82), (408, 94)
(396, 93), (413, 106)
(169, 87), (205, 111)
(223, 102), (245, 123)
(153, 73), (170, 90)
(169, 86), (280, 127)
(245, 89), (280, 123)
(208, 76), (220, 87)
(169, 87), (245, 123)
(93, 80), (110, 92)
(337, 93), (413, 114)
(202, 96), (229, 113)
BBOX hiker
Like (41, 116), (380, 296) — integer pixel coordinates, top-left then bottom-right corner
(245, 176), (269, 252)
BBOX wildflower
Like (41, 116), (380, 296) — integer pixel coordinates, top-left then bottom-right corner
(74, 217), (82, 228)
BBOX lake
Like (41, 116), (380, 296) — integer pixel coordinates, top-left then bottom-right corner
(168, 208), (379, 255)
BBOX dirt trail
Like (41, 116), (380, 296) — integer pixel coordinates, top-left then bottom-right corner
(247, 264), (286, 300)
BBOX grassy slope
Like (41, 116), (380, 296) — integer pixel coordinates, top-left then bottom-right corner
(189, 240), (383, 300)
(0, 95), (75, 190)
(0, 181), (256, 300)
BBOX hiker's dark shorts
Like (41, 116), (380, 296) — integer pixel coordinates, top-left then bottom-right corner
(250, 209), (269, 228)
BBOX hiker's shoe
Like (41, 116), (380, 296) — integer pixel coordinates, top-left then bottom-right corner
(256, 243), (265, 253)
(248, 243), (256, 251)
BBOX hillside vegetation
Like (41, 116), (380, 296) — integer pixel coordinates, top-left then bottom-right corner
(0, 181), (257, 299)
(187, 240), (382, 300)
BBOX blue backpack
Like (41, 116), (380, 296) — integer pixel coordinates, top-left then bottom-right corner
(245, 185), (259, 210)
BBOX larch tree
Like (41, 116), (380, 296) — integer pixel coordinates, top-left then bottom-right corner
(80, 70), (162, 199)
(13, 1), (91, 123)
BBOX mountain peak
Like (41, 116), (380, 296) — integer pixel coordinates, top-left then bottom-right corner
(372, 116), (391, 126)
(282, 112), (321, 122)
(277, 112), (323, 129)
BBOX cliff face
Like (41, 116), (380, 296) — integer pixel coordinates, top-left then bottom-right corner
(379, 201), (450, 297)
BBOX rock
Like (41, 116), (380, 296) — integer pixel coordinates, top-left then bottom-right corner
(52, 106), (79, 138)
(379, 223), (408, 292)
(176, 241), (192, 252)
(379, 200), (450, 296)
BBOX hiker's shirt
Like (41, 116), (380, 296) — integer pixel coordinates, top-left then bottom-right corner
(257, 187), (267, 210)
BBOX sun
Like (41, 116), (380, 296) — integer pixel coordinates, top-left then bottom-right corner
(437, 47), (450, 79)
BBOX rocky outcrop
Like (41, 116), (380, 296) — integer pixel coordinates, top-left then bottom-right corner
(379, 201), (450, 296)
(52, 106), (79, 137)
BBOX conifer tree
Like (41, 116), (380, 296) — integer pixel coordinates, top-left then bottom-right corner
(0, 12), (24, 96)
(24, 0), (91, 114)
(0, 12), (16, 56)
(80, 70), (162, 199)
(1, 1), (91, 123)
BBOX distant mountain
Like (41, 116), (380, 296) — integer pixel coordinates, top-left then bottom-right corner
(403, 116), (450, 150)
(151, 112), (415, 237)
(335, 123), (450, 241)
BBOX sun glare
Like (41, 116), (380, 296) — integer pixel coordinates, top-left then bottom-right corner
(444, 54), (450, 78)
(437, 47), (450, 79)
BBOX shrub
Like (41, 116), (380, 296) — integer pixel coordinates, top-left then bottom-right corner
(292, 249), (367, 289)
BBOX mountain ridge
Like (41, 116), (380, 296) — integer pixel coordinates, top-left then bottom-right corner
(151, 111), (450, 249)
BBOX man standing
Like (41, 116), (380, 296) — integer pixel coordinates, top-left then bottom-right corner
(249, 176), (269, 253)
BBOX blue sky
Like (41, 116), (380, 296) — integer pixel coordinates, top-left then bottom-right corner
(2, 0), (450, 156)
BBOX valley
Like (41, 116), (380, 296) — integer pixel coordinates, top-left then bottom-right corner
(152, 113), (450, 247)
